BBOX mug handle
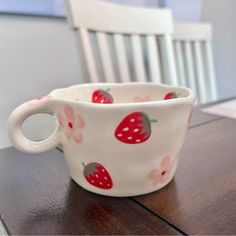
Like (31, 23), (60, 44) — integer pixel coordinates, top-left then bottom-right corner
(7, 96), (60, 154)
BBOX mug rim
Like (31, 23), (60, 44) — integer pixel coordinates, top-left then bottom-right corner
(49, 82), (196, 108)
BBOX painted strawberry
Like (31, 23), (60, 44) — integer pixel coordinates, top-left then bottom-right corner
(115, 112), (157, 144)
(83, 162), (113, 189)
(92, 89), (113, 104)
(164, 92), (180, 100)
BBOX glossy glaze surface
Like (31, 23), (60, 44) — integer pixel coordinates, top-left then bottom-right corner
(8, 83), (195, 196)
(2, 102), (236, 235)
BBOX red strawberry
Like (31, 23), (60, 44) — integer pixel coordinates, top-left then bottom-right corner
(115, 112), (157, 144)
(92, 89), (113, 104)
(164, 92), (180, 100)
(83, 162), (113, 189)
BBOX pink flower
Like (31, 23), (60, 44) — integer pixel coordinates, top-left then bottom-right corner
(58, 105), (85, 143)
(148, 155), (174, 187)
(133, 96), (151, 103)
(27, 96), (51, 106)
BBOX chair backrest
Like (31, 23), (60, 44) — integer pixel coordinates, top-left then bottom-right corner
(173, 23), (217, 103)
(65, 0), (178, 85)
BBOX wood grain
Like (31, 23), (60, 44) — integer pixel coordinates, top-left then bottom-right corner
(0, 148), (180, 235)
(135, 118), (236, 235)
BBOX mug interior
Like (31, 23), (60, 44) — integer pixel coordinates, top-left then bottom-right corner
(50, 83), (192, 104)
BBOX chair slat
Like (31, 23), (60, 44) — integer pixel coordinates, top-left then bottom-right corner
(80, 28), (99, 82)
(160, 35), (178, 86)
(114, 34), (131, 82)
(205, 40), (217, 100)
(174, 41), (186, 86)
(66, 0), (178, 86)
(68, 0), (173, 35)
(184, 41), (197, 93)
(131, 35), (146, 82)
(97, 32), (116, 82)
(194, 41), (207, 103)
(173, 23), (217, 104)
(146, 35), (161, 83)
(74, 30), (90, 83)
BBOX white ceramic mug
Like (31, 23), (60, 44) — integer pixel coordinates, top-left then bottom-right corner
(8, 83), (195, 197)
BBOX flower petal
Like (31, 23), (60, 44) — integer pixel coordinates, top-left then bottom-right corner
(161, 155), (172, 170)
(64, 105), (75, 124)
(168, 159), (174, 173)
(64, 128), (72, 140)
(134, 96), (141, 102)
(143, 96), (150, 101)
(58, 114), (66, 127)
(72, 131), (83, 143)
(27, 96), (50, 106)
(133, 96), (150, 102)
(75, 114), (85, 129)
(148, 169), (161, 180)
(152, 176), (162, 186)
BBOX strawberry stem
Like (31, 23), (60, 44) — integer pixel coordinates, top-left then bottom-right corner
(82, 162), (85, 168)
(106, 88), (111, 92)
(149, 119), (157, 123)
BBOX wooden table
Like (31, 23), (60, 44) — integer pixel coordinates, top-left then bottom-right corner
(0, 100), (235, 235)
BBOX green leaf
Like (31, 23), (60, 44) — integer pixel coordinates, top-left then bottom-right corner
(149, 119), (157, 123)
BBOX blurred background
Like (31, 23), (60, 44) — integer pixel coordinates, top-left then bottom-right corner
(1, 0), (236, 148)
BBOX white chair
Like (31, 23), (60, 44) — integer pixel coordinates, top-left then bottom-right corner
(65, 0), (178, 85)
(173, 23), (217, 103)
